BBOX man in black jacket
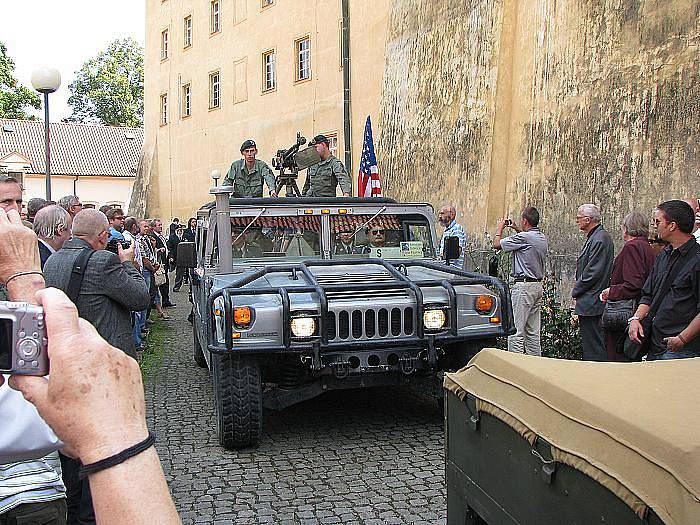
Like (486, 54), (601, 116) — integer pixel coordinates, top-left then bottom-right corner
(149, 218), (175, 307)
(572, 204), (614, 361)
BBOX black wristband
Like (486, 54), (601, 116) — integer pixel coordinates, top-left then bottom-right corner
(78, 431), (156, 480)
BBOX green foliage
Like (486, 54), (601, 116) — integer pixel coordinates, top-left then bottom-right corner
(67, 38), (143, 127)
(0, 41), (41, 120)
(540, 279), (582, 360)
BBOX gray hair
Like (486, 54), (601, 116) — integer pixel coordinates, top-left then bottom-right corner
(72, 208), (108, 237)
(0, 175), (21, 188)
(578, 204), (602, 223)
(27, 197), (49, 218)
(621, 211), (649, 238)
(148, 218), (161, 228)
(58, 195), (80, 211)
(33, 205), (71, 240)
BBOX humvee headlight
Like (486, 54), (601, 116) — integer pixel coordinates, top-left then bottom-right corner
(423, 308), (447, 330)
(291, 317), (316, 338)
(233, 306), (252, 327)
(475, 294), (495, 314)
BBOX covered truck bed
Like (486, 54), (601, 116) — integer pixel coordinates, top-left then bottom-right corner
(444, 349), (700, 525)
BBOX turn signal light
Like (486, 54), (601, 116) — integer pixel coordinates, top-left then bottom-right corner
(233, 306), (252, 326)
(338, 209), (348, 214)
(475, 295), (494, 314)
(490, 316), (501, 324)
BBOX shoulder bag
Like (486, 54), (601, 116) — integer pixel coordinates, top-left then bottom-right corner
(66, 248), (96, 304)
(154, 267), (167, 287)
(601, 298), (637, 331)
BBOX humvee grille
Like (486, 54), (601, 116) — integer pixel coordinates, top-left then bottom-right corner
(325, 307), (415, 342)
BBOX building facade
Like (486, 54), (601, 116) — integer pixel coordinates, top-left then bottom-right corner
(141, 0), (389, 220)
(0, 119), (141, 211)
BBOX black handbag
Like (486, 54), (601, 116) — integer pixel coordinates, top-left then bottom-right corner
(601, 298), (636, 331)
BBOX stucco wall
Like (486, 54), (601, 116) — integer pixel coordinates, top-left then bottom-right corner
(23, 175), (135, 210)
(379, 0), (700, 255)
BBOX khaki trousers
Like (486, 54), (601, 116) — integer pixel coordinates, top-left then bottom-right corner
(508, 281), (543, 357)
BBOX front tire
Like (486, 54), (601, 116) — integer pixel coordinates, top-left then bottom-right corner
(212, 354), (262, 449)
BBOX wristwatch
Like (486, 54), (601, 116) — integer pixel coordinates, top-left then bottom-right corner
(627, 316), (641, 324)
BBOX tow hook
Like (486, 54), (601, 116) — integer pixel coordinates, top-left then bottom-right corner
(330, 359), (350, 379)
(399, 353), (417, 375)
(427, 336), (438, 367)
(300, 343), (323, 372)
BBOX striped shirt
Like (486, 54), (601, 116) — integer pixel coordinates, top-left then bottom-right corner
(439, 219), (467, 269)
(0, 453), (65, 513)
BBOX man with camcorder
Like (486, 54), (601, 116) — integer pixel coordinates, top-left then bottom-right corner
(302, 135), (352, 197)
(223, 139), (277, 198)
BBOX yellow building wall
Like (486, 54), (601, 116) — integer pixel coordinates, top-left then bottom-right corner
(143, 0), (389, 220)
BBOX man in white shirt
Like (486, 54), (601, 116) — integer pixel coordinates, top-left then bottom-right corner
(33, 206), (72, 269)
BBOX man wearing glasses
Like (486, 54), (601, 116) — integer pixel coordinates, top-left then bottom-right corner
(57, 195), (83, 218)
(572, 203), (614, 361)
(629, 200), (700, 360)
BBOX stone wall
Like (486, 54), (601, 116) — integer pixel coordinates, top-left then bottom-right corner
(379, 0), (700, 257)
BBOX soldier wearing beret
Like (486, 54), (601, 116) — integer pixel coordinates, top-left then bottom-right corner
(302, 135), (352, 198)
(223, 139), (277, 198)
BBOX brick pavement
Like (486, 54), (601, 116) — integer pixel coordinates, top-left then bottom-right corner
(145, 289), (447, 524)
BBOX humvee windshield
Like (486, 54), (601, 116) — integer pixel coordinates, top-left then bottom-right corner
(331, 213), (435, 259)
(230, 215), (321, 259)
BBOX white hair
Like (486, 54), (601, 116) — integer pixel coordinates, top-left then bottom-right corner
(33, 205), (71, 240)
(578, 204), (602, 223)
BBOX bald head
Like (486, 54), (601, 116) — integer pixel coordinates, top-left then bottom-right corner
(72, 209), (110, 250)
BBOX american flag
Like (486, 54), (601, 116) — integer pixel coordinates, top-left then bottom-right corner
(358, 116), (382, 197)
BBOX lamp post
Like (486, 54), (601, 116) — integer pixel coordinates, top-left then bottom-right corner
(31, 67), (61, 201)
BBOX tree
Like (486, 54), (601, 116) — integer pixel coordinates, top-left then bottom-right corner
(67, 38), (143, 127)
(0, 41), (41, 120)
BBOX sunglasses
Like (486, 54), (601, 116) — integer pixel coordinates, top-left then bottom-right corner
(369, 230), (384, 235)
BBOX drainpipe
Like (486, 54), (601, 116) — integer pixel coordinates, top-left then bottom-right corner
(341, 0), (352, 180)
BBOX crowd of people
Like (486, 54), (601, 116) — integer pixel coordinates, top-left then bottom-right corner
(0, 174), (181, 524)
(440, 198), (700, 363)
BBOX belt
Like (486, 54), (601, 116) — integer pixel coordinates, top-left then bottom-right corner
(512, 276), (542, 283)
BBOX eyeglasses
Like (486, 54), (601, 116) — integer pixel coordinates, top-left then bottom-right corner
(114, 216), (125, 220)
(575, 216), (589, 221)
(369, 230), (384, 235)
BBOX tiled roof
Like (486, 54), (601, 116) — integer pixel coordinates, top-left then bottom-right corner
(0, 119), (143, 178)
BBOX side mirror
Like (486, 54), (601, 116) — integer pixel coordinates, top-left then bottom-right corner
(177, 242), (197, 268)
(444, 236), (461, 263)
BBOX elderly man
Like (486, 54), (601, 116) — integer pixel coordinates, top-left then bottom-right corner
(493, 206), (548, 356)
(0, 175), (23, 214)
(682, 198), (700, 243)
(572, 203), (614, 361)
(57, 195), (83, 218)
(33, 205), (72, 268)
(223, 139), (277, 198)
(302, 135), (352, 197)
(438, 204), (466, 269)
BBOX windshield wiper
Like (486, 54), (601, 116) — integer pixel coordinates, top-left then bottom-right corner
(232, 207), (266, 245)
(349, 206), (386, 241)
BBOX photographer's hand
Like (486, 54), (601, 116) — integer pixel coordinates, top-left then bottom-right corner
(118, 241), (136, 263)
(10, 288), (180, 524)
(0, 208), (44, 302)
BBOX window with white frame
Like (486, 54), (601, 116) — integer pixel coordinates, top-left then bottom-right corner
(262, 50), (276, 92)
(160, 93), (168, 125)
(209, 71), (220, 108)
(161, 29), (169, 60)
(182, 83), (191, 117)
(295, 36), (311, 81)
(210, 1), (220, 33)
(183, 16), (192, 48)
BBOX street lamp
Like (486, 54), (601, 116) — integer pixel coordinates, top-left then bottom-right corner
(31, 67), (61, 201)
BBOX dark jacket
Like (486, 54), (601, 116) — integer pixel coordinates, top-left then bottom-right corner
(572, 225), (614, 316)
(37, 241), (52, 270)
(608, 236), (656, 301)
(183, 227), (196, 243)
(167, 233), (181, 266)
(44, 237), (150, 358)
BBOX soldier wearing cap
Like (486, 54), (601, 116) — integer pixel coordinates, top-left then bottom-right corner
(223, 139), (277, 198)
(302, 135), (352, 198)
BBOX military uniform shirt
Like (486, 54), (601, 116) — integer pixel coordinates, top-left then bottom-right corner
(223, 159), (276, 198)
(302, 155), (352, 197)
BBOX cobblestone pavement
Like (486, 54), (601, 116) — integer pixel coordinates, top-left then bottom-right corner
(145, 289), (446, 525)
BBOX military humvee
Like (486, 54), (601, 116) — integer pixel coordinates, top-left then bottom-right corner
(181, 186), (514, 449)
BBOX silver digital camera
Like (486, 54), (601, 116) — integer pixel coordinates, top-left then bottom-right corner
(0, 301), (49, 376)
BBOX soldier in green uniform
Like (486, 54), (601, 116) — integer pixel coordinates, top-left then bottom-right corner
(223, 139), (278, 198)
(302, 135), (352, 197)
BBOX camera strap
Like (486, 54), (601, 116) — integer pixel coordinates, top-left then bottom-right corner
(66, 248), (96, 304)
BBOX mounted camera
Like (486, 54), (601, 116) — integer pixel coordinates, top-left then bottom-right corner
(106, 239), (131, 254)
(0, 301), (49, 376)
(272, 132), (322, 197)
